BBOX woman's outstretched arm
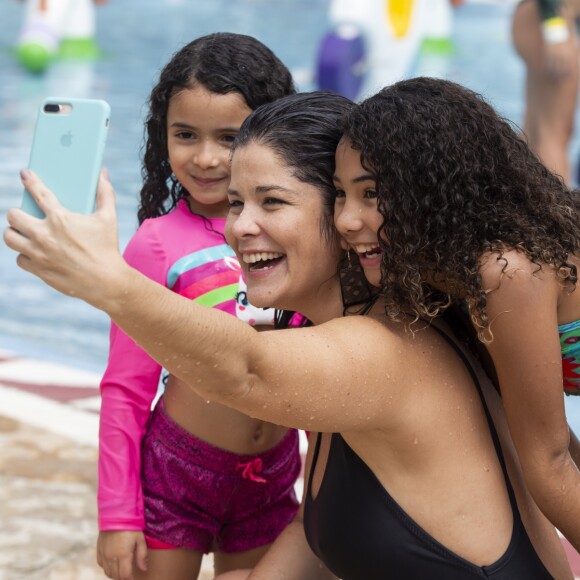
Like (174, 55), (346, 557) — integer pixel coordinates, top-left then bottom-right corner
(4, 171), (408, 434)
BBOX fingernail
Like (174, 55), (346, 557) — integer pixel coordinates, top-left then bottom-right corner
(20, 169), (31, 181)
(102, 167), (110, 182)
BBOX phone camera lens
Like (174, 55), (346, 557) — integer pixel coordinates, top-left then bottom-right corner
(44, 103), (61, 113)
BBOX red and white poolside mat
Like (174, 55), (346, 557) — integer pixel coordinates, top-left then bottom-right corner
(0, 349), (100, 446)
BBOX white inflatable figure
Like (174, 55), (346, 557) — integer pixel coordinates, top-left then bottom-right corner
(316, 0), (458, 100)
(416, 0), (456, 78)
(17, 0), (101, 73)
(421, 0), (454, 43)
(317, 0), (426, 99)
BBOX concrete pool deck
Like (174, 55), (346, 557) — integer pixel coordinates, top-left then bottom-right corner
(0, 351), (578, 579)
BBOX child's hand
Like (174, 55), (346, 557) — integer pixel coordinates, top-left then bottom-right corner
(97, 530), (148, 580)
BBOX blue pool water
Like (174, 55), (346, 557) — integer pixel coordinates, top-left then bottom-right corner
(1, 0), (580, 424)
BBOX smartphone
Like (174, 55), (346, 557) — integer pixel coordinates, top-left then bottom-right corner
(21, 97), (111, 217)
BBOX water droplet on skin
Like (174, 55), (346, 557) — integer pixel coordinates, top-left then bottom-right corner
(205, 400), (210, 404)
(483, 465), (490, 472)
(413, 437), (419, 445)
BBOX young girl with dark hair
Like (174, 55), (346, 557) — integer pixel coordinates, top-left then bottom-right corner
(95, 33), (298, 580)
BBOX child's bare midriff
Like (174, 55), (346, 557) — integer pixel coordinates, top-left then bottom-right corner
(164, 373), (290, 454)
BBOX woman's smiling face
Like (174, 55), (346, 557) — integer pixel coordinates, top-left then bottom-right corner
(225, 141), (343, 315)
(333, 138), (383, 287)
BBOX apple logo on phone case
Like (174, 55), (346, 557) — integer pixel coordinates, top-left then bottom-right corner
(60, 131), (73, 147)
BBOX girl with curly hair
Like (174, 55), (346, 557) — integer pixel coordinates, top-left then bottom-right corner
(335, 76), (580, 552)
(96, 33), (298, 580)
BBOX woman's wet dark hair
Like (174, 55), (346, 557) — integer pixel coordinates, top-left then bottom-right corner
(233, 90), (352, 242)
(231, 90), (354, 328)
(139, 32), (296, 224)
(342, 76), (580, 337)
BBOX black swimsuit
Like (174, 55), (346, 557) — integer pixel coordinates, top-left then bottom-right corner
(303, 325), (553, 579)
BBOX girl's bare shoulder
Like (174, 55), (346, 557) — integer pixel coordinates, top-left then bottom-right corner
(479, 249), (552, 292)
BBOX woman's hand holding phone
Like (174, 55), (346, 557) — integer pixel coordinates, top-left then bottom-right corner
(5, 168), (127, 310)
(21, 97), (110, 217)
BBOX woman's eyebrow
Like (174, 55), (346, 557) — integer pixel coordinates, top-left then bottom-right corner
(227, 185), (294, 197)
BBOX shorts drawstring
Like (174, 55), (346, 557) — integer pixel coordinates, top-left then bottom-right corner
(236, 458), (267, 483)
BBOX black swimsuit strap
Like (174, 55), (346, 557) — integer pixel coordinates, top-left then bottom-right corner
(359, 294), (379, 315)
(308, 299), (378, 493)
(425, 321), (520, 513)
(308, 432), (323, 497)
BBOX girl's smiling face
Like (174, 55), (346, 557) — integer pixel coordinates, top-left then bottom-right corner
(333, 138), (383, 287)
(166, 84), (252, 218)
(225, 141), (342, 317)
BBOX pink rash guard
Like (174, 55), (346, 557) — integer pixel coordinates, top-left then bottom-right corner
(98, 199), (275, 531)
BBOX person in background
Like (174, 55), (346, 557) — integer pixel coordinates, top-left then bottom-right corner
(512, 0), (580, 184)
(96, 33), (298, 580)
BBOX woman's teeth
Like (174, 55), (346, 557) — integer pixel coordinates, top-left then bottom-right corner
(243, 252), (284, 264)
(243, 252), (284, 271)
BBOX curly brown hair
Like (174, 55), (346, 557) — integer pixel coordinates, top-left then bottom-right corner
(138, 32), (295, 224)
(341, 77), (580, 334)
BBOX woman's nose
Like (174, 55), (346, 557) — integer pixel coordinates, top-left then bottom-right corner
(228, 205), (261, 240)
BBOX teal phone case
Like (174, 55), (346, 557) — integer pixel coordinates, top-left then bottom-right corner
(21, 97), (111, 217)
